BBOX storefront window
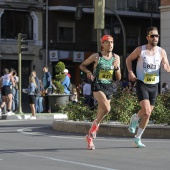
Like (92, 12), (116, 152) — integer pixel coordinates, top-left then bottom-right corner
(57, 21), (75, 42)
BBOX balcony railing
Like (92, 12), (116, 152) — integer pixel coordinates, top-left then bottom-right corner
(0, 0), (43, 3)
(107, 0), (160, 14)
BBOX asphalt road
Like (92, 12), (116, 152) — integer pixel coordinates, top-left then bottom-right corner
(0, 119), (170, 170)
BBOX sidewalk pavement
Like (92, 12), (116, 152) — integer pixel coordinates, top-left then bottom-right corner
(0, 113), (67, 120)
(0, 102), (68, 120)
(52, 120), (170, 139)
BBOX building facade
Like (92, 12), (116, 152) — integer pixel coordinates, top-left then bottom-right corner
(0, 0), (45, 94)
(0, 0), (161, 92)
(160, 0), (170, 92)
(47, 0), (160, 86)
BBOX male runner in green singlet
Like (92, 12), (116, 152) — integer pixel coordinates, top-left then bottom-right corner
(79, 35), (121, 150)
(126, 26), (170, 148)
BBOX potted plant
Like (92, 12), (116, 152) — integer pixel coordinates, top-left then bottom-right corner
(48, 61), (71, 112)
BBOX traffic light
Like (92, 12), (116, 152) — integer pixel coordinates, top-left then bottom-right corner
(18, 33), (28, 53)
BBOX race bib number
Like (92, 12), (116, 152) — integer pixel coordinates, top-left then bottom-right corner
(98, 70), (113, 81)
(144, 73), (156, 84)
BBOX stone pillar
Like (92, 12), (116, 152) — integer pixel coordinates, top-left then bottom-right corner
(160, 1), (170, 93)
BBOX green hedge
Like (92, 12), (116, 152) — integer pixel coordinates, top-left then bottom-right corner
(63, 89), (170, 125)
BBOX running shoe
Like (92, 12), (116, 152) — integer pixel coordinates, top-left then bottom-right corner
(128, 114), (138, 134)
(29, 116), (36, 120)
(89, 119), (99, 139)
(133, 138), (145, 148)
(85, 135), (95, 150)
(5, 111), (15, 116)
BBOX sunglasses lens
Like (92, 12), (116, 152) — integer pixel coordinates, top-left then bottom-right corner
(149, 34), (159, 38)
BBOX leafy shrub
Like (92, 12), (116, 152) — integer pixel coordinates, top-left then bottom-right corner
(110, 90), (140, 124)
(52, 61), (65, 94)
(63, 97), (96, 122)
(63, 89), (170, 125)
(151, 93), (170, 124)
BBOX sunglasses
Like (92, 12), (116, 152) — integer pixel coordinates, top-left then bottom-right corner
(148, 34), (159, 38)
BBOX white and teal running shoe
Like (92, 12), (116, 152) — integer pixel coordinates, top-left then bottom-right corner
(133, 138), (145, 148)
(128, 114), (138, 134)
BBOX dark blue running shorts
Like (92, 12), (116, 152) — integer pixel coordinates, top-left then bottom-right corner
(136, 79), (158, 106)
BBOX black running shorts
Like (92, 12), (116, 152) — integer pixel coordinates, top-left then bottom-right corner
(136, 79), (158, 106)
(92, 82), (115, 100)
(1, 86), (12, 96)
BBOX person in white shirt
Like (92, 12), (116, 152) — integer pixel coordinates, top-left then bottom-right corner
(83, 79), (92, 106)
(126, 26), (170, 148)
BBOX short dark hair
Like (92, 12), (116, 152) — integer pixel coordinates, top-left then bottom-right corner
(13, 70), (17, 76)
(147, 26), (158, 35)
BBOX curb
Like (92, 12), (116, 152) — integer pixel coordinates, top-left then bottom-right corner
(52, 120), (170, 139)
(0, 113), (68, 120)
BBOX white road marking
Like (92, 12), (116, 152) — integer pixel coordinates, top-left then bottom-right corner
(20, 152), (117, 170)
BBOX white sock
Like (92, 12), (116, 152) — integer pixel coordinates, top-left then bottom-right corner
(135, 127), (144, 139)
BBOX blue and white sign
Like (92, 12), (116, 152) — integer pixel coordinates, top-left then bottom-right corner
(73, 52), (84, 62)
(49, 50), (59, 61)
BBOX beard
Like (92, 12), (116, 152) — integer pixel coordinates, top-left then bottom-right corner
(150, 41), (158, 47)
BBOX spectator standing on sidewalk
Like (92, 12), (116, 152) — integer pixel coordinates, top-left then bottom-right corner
(0, 68), (15, 115)
(11, 69), (19, 112)
(61, 69), (71, 94)
(39, 80), (45, 113)
(31, 71), (43, 113)
(79, 34), (121, 150)
(83, 79), (92, 106)
(28, 75), (37, 119)
(66, 69), (71, 78)
(42, 66), (52, 113)
(126, 26), (170, 148)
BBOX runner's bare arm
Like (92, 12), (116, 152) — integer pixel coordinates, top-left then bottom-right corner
(79, 53), (98, 73)
(126, 47), (141, 82)
(114, 54), (121, 80)
(79, 53), (98, 80)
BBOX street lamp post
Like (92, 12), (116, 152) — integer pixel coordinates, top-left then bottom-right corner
(107, 8), (127, 78)
(45, 0), (48, 66)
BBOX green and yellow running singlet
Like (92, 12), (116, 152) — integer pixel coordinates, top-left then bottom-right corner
(94, 55), (115, 84)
